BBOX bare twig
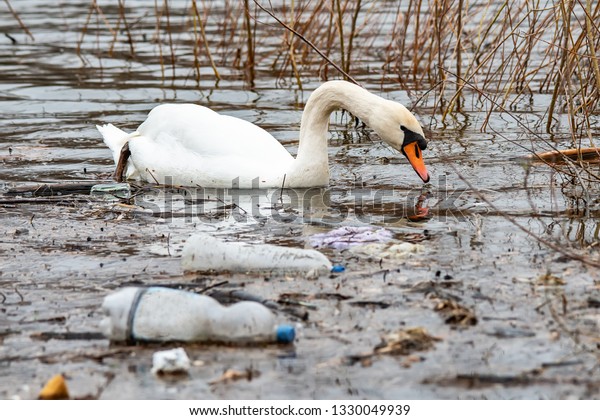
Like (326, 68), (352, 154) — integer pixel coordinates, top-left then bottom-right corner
(191, 0), (221, 80)
(451, 162), (600, 269)
(243, 0), (256, 86)
(163, 0), (176, 80)
(145, 168), (160, 185)
(3, 0), (34, 41)
(117, 0), (135, 56)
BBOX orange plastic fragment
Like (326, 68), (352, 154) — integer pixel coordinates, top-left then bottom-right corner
(38, 374), (70, 400)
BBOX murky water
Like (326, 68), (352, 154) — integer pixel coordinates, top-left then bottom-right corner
(1, 1), (599, 399)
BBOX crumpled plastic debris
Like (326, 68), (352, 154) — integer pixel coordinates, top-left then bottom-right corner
(309, 226), (394, 250)
(38, 374), (70, 400)
(151, 347), (191, 375)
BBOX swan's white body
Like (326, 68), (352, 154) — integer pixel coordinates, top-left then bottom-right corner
(97, 81), (428, 188)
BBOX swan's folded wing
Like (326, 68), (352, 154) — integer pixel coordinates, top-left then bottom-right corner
(137, 104), (292, 162)
(127, 135), (290, 188)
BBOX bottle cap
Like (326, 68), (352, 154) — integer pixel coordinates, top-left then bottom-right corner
(275, 325), (295, 343)
(331, 264), (345, 273)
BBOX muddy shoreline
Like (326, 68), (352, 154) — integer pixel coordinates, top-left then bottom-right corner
(1, 182), (599, 399)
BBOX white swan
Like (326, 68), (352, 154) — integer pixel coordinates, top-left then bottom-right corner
(97, 80), (429, 189)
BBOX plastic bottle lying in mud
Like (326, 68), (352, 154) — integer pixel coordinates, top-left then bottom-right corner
(101, 287), (295, 344)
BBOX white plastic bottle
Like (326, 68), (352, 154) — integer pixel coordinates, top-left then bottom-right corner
(100, 287), (295, 344)
(181, 233), (332, 274)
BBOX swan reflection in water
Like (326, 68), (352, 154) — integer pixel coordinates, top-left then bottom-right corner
(131, 182), (431, 228)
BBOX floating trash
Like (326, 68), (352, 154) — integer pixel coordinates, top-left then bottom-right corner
(331, 264), (345, 273)
(351, 242), (424, 260)
(101, 287), (295, 345)
(38, 374), (69, 400)
(528, 147), (600, 164)
(152, 348), (191, 375)
(181, 233), (331, 274)
(90, 183), (131, 199)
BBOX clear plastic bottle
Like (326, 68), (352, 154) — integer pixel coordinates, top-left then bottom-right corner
(100, 287), (295, 344)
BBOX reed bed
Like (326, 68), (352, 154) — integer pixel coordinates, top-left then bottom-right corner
(67, 1), (600, 135)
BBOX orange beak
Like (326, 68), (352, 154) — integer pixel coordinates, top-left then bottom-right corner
(402, 143), (430, 183)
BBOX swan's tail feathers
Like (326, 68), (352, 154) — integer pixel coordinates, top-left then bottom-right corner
(96, 124), (137, 165)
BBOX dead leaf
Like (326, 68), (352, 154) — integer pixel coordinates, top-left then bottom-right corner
(537, 272), (566, 286)
(434, 299), (478, 326)
(209, 368), (259, 385)
(375, 327), (441, 356)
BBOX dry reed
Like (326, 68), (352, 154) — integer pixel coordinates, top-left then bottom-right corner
(11, 0), (599, 138)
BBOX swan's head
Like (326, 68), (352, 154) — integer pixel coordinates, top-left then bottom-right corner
(371, 101), (430, 183)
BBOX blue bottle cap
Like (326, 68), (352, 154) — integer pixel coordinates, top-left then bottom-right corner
(276, 325), (295, 343)
(331, 264), (345, 273)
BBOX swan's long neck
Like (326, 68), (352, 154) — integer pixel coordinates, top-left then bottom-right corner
(293, 81), (386, 184)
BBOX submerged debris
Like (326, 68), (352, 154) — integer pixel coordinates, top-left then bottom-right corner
(529, 147), (600, 164)
(485, 327), (536, 339)
(309, 226), (393, 250)
(351, 242), (424, 260)
(587, 297), (600, 308)
(209, 368), (260, 385)
(343, 327), (441, 367)
(90, 183), (131, 200)
(425, 371), (550, 389)
(375, 327), (441, 356)
(433, 298), (478, 327)
(4, 181), (99, 197)
(536, 271), (566, 286)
